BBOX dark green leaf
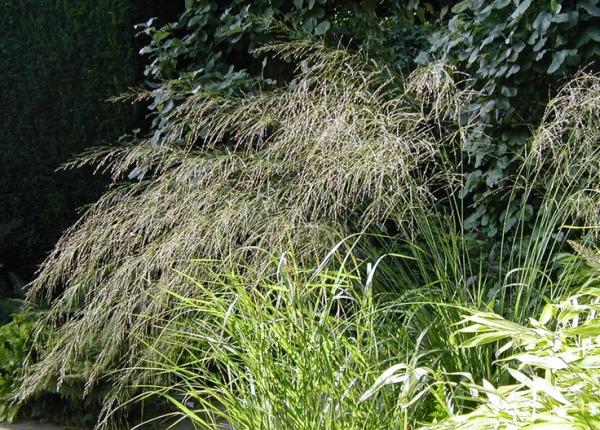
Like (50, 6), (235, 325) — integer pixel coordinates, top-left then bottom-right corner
(554, 11), (579, 25)
(510, 0), (532, 22)
(302, 16), (316, 32)
(528, 30), (539, 45)
(459, 170), (483, 199)
(467, 48), (479, 65)
(486, 168), (503, 187)
(533, 36), (547, 52)
(451, 0), (471, 13)
(505, 64), (520, 77)
(494, 0), (512, 9)
(533, 11), (552, 34)
(584, 27), (600, 42)
(314, 20), (330, 36)
(547, 49), (573, 74)
(580, 0), (600, 16)
(500, 86), (517, 97)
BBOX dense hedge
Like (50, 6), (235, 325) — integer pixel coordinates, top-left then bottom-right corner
(0, 0), (157, 294)
(0, 1), (184, 424)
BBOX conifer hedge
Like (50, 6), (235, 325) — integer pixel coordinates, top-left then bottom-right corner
(0, 0), (139, 291)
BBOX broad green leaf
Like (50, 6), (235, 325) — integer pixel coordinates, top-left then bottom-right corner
(533, 11), (552, 34)
(461, 332), (511, 347)
(458, 170), (482, 198)
(584, 27), (600, 42)
(539, 303), (555, 325)
(577, 355), (600, 368)
(524, 423), (581, 430)
(580, 0), (600, 16)
(566, 324), (600, 336)
(547, 50), (567, 74)
(467, 47), (480, 65)
(506, 64), (520, 77)
(530, 376), (570, 405)
(510, 0), (532, 22)
(494, 0), (512, 9)
(302, 16), (316, 32)
(557, 308), (581, 323)
(499, 86), (517, 98)
(314, 20), (330, 36)
(552, 11), (579, 24)
(514, 353), (569, 369)
(452, 0), (471, 13)
(486, 168), (503, 187)
(507, 368), (532, 386)
(533, 37), (547, 52)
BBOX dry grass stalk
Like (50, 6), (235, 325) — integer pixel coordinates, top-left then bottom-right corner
(19, 41), (475, 421)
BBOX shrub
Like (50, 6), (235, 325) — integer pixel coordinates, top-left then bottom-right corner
(137, 71), (600, 429)
(135, 1), (435, 138)
(18, 3), (600, 425)
(0, 310), (33, 422)
(445, 284), (600, 429)
(137, 243), (600, 429)
(0, 308), (110, 426)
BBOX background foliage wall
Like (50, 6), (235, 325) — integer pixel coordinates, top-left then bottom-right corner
(0, 0), (184, 423)
(0, 0), (182, 297)
(423, 0), (600, 237)
(135, 0), (436, 145)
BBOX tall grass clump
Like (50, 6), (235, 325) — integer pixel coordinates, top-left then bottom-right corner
(325, 74), (598, 408)
(18, 38), (475, 421)
(138, 246), (600, 429)
(132, 253), (413, 430)
(131, 72), (600, 428)
(361, 267), (600, 429)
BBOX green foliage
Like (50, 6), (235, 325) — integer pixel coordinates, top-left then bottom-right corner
(0, 0), (137, 283)
(139, 236), (600, 429)
(429, 0), (600, 123)
(137, 71), (600, 429)
(135, 0), (434, 142)
(443, 285), (600, 429)
(137, 256), (407, 430)
(0, 307), (110, 426)
(17, 1), (600, 426)
(423, 0), (600, 238)
(0, 310), (33, 422)
(366, 281), (600, 429)
(21, 25), (600, 426)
